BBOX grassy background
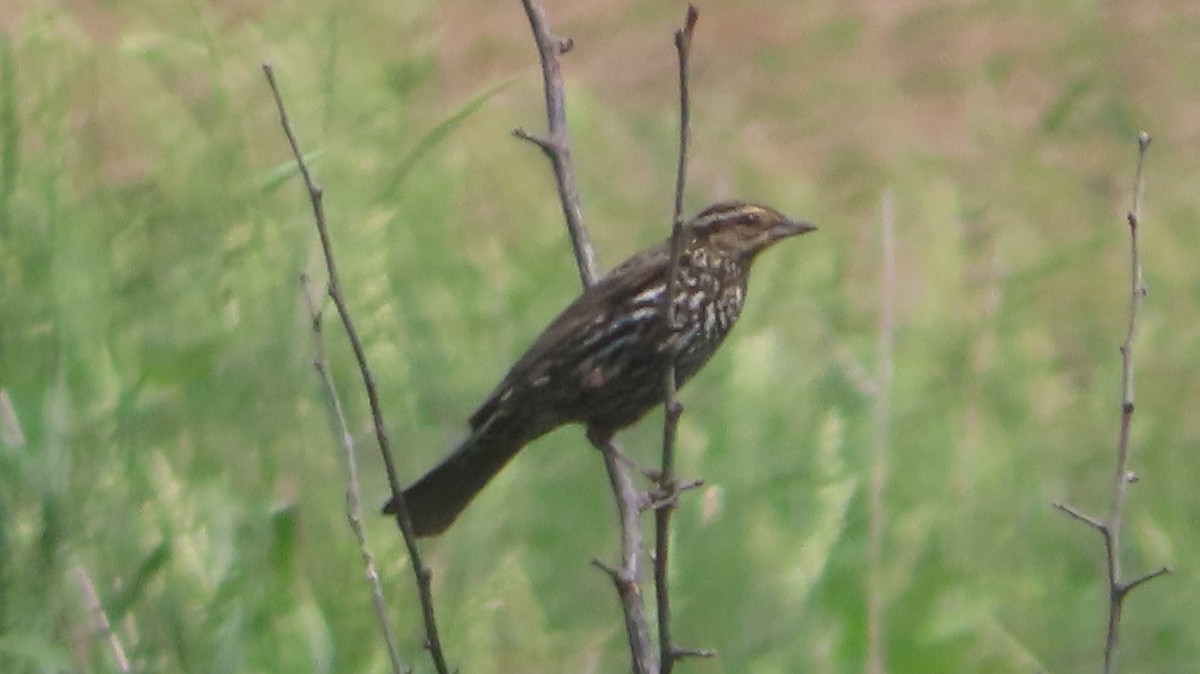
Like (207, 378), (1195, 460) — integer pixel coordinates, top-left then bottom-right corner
(2, 0), (1198, 672)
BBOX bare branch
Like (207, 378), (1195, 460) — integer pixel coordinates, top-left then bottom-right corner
(262, 62), (451, 674)
(301, 275), (406, 674)
(669, 5), (699, 231)
(590, 431), (657, 674)
(1052, 501), (1106, 532)
(1055, 130), (1169, 674)
(656, 6), (701, 674)
(512, 127), (555, 155)
(514, 3), (661, 671)
(516, 0), (598, 289)
(668, 645), (716, 661)
(591, 557), (622, 578)
(1120, 566), (1172, 596)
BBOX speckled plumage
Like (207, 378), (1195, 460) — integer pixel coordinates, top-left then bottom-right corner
(385, 201), (815, 536)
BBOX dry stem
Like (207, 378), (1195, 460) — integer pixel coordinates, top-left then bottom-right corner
(655, 6), (714, 673)
(263, 63), (451, 674)
(1052, 130), (1170, 674)
(591, 433), (658, 674)
(515, 0), (598, 289)
(301, 275), (405, 674)
(513, 3), (656, 671)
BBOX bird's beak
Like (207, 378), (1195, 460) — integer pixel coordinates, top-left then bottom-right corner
(770, 218), (818, 241)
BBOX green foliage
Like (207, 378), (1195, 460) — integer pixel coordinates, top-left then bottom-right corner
(2, 0), (1198, 673)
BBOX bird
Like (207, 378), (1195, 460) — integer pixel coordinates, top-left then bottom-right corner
(384, 200), (816, 536)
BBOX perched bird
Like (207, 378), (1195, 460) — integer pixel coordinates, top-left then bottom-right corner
(384, 201), (816, 536)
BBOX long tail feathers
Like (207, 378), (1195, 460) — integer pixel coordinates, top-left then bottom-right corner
(382, 431), (524, 537)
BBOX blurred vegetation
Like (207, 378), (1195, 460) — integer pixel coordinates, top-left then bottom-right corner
(1, 0), (1198, 672)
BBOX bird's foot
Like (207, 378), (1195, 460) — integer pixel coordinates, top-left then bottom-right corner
(641, 477), (705, 512)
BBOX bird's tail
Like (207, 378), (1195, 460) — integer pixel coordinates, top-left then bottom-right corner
(382, 429), (526, 537)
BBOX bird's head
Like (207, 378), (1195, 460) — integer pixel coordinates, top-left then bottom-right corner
(687, 201), (816, 262)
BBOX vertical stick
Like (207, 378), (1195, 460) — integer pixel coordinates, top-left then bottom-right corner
(1054, 131), (1170, 674)
(657, 6), (705, 674)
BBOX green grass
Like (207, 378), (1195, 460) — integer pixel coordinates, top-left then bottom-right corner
(1, 0), (1198, 672)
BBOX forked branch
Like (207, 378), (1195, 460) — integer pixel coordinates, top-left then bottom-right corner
(263, 63), (451, 674)
(1053, 131), (1170, 674)
(513, 3), (655, 672)
(515, 0), (598, 289)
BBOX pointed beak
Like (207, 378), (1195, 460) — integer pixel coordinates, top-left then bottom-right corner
(770, 218), (818, 242)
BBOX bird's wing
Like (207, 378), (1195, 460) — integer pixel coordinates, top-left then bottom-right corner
(467, 241), (671, 431)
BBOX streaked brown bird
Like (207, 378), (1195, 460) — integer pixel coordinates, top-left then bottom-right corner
(384, 201), (816, 536)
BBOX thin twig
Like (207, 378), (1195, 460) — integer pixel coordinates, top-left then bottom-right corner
(515, 0), (598, 289)
(1052, 501), (1105, 532)
(1055, 131), (1170, 674)
(301, 275), (406, 674)
(514, 3), (658, 672)
(73, 565), (131, 673)
(656, 6), (707, 674)
(262, 63), (451, 674)
(590, 431), (658, 674)
(866, 188), (896, 674)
